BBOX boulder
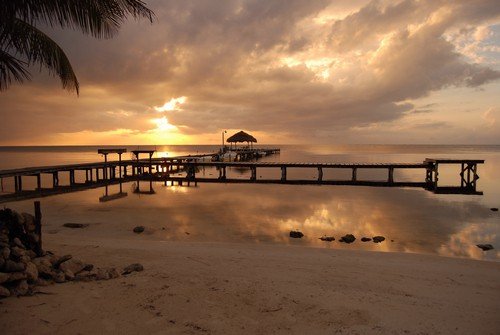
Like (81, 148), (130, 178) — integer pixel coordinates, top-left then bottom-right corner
(0, 285), (10, 297)
(490, 208), (498, 212)
(361, 237), (372, 242)
(289, 231), (304, 238)
(64, 269), (75, 281)
(7, 272), (27, 282)
(373, 236), (386, 243)
(21, 213), (36, 232)
(477, 244), (494, 251)
(133, 226), (145, 233)
(339, 234), (356, 244)
(25, 262), (38, 282)
(3, 260), (26, 273)
(319, 236), (335, 242)
(122, 263), (144, 275)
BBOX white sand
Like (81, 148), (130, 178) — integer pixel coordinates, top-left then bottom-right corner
(1, 233), (499, 334)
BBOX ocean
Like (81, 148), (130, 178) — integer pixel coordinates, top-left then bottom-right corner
(1, 144), (499, 261)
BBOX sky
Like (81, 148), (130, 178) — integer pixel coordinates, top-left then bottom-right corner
(0, 0), (499, 145)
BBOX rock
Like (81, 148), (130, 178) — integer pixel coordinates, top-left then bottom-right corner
(490, 208), (498, 212)
(59, 258), (89, 275)
(32, 257), (54, 278)
(133, 226), (145, 233)
(64, 269), (75, 281)
(373, 236), (386, 243)
(25, 262), (38, 282)
(53, 255), (72, 269)
(10, 246), (26, 259)
(35, 278), (54, 286)
(339, 234), (356, 244)
(361, 237), (372, 242)
(0, 241), (8, 249)
(75, 270), (97, 282)
(26, 250), (37, 259)
(0, 272), (10, 284)
(21, 213), (36, 232)
(122, 263), (144, 275)
(7, 272), (27, 282)
(319, 236), (335, 242)
(289, 231), (304, 238)
(3, 260), (26, 273)
(62, 223), (89, 229)
(10, 279), (29, 296)
(1, 247), (10, 260)
(52, 271), (66, 283)
(0, 285), (10, 297)
(13, 237), (26, 249)
(477, 244), (494, 251)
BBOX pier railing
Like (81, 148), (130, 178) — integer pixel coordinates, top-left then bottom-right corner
(0, 151), (485, 203)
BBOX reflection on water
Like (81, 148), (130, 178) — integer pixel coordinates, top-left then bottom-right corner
(0, 145), (499, 261)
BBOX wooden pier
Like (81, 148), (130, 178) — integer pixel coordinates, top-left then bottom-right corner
(0, 151), (484, 203)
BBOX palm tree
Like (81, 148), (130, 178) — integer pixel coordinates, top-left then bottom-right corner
(0, 0), (154, 95)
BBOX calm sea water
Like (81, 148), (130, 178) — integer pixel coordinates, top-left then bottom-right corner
(1, 145), (499, 261)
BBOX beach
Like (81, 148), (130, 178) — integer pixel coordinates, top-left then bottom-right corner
(1, 230), (499, 335)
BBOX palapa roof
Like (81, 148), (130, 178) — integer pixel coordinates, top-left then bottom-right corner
(226, 130), (257, 143)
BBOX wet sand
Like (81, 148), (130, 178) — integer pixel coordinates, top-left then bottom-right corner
(1, 232), (499, 334)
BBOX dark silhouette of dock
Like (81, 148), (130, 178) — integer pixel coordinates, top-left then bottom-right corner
(0, 148), (484, 203)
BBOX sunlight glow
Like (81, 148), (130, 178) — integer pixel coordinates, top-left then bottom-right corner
(152, 116), (178, 131)
(154, 96), (187, 112)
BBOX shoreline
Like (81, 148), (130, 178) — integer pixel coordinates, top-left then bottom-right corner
(1, 235), (499, 334)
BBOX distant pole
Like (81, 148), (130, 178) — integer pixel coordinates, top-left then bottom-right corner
(222, 130), (227, 152)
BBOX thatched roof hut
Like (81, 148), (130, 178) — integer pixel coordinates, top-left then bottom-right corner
(226, 131), (257, 149)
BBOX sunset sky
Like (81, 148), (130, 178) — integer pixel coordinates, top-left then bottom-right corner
(1, 0), (499, 145)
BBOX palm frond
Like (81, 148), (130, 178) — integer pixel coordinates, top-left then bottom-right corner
(0, 50), (31, 91)
(0, 0), (155, 39)
(1, 18), (79, 94)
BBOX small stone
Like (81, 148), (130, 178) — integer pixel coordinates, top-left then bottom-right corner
(339, 234), (356, 244)
(289, 231), (304, 238)
(122, 263), (144, 275)
(319, 236), (335, 242)
(13, 237), (26, 249)
(10, 279), (29, 296)
(133, 226), (145, 233)
(74, 270), (97, 282)
(3, 260), (26, 273)
(361, 237), (372, 242)
(0, 285), (10, 297)
(26, 250), (37, 259)
(490, 208), (498, 212)
(373, 236), (386, 243)
(477, 244), (494, 251)
(53, 255), (72, 269)
(25, 262), (38, 282)
(62, 223), (89, 229)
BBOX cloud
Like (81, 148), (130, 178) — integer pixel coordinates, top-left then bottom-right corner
(0, 0), (499, 144)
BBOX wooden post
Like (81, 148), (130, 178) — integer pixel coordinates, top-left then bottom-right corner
(70, 170), (75, 185)
(14, 175), (19, 193)
(388, 167), (394, 183)
(251, 166), (257, 181)
(52, 172), (59, 187)
(352, 168), (357, 182)
(281, 166), (287, 181)
(119, 153), (122, 179)
(317, 167), (323, 182)
(34, 201), (42, 256)
(36, 174), (41, 190)
(103, 153), (108, 180)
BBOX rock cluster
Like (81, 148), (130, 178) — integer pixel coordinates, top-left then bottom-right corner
(1, 208), (140, 299)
